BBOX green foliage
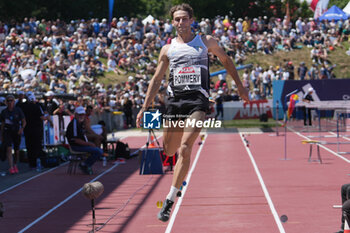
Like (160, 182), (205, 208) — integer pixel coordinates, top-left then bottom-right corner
(299, 1), (313, 19)
(328, 0), (349, 9)
(141, 0), (169, 18)
(0, 0), (348, 23)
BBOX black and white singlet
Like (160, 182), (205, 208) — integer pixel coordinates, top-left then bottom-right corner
(167, 35), (210, 98)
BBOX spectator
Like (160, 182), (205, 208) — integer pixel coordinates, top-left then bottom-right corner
(66, 106), (103, 175)
(21, 94), (45, 168)
(215, 90), (224, 120)
(297, 62), (308, 80)
(0, 95), (26, 174)
(84, 105), (104, 147)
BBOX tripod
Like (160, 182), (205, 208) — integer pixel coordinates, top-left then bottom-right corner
(146, 129), (161, 149)
(147, 129), (176, 172)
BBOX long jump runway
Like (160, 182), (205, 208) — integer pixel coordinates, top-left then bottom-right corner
(0, 131), (348, 232)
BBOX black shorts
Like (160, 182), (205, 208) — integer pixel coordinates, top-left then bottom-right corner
(164, 93), (209, 120)
(2, 129), (21, 150)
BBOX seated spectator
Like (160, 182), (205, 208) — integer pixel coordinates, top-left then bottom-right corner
(66, 106), (103, 175)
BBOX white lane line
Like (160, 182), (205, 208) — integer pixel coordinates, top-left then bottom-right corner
(18, 162), (121, 233)
(0, 162), (69, 195)
(239, 133), (286, 233)
(287, 126), (350, 163)
(328, 132), (350, 141)
(0, 135), (128, 195)
(165, 134), (207, 233)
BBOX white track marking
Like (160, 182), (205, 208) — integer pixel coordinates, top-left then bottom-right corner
(165, 134), (207, 233)
(0, 162), (69, 195)
(0, 136), (128, 195)
(18, 163), (121, 233)
(287, 126), (350, 163)
(239, 133), (286, 233)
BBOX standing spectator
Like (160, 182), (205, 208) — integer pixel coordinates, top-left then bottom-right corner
(262, 68), (271, 97)
(44, 91), (59, 115)
(287, 61), (295, 80)
(84, 105), (104, 147)
(122, 93), (133, 128)
(215, 90), (224, 120)
(242, 17), (250, 33)
(236, 18), (243, 34)
(0, 95), (26, 174)
(297, 62), (308, 80)
(21, 94), (45, 168)
(302, 87), (314, 126)
(308, 64), (319, 80)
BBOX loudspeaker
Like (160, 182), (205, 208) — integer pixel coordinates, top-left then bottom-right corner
(139, 148), (164, 175)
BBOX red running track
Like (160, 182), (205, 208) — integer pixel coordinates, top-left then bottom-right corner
(0, 131), (348, 232)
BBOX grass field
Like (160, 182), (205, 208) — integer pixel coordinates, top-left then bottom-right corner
(222, 118), (277, 128)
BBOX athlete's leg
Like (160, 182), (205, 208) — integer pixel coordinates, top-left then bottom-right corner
(158, 111), (206, 222)
(162, 119), (183, 156)
(172, 110), (206, 189)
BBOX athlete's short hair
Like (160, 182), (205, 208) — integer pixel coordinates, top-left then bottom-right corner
(170, 3), (193, 19)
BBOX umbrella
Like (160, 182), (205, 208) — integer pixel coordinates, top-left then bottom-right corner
(20, 69), (36, 80)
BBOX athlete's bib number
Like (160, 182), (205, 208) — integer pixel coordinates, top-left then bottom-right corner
(174, 66), (201, 86)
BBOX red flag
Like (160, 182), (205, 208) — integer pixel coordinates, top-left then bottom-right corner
(310, 0), (319, 11)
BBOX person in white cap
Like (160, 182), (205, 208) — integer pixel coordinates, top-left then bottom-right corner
(44, 91), (59, 115)
(302, 87), (314, 126)
(66, 106), (103, 175)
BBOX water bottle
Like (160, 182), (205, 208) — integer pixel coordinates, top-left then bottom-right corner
(103, 157), (107, 167)
(36, 158), (42, 172)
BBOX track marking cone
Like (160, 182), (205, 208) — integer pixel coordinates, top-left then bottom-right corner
(345, 218), (350, 233)
(149, 135), (156, 148)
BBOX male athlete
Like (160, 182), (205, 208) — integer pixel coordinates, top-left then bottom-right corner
(136, 3), (249, 222)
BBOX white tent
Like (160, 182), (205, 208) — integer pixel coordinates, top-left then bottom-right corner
(142, 15), (154, 25)
(344, 1), (350, 15)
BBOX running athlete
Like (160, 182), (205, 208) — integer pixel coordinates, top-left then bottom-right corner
(136, 3), (249, 222)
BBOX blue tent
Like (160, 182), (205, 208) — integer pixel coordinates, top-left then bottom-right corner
(318, 5), (349, 21)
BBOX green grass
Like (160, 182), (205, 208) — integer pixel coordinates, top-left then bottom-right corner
(222, 118), (277, 128)
(245, 42), (350, 78)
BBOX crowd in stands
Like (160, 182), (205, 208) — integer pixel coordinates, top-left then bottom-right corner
(0, 14), (349, 115)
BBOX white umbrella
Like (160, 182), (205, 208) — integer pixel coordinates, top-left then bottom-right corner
(20, 69), (36, 80)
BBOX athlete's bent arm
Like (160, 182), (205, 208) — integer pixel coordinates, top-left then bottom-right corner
(204, 35), (249, 102)
(136, 45), (170, 127)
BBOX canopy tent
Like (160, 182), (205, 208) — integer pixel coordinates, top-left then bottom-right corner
(318, 5), (349, 21)
(344, 1), (350, 16)
(142, 15), (155, 25)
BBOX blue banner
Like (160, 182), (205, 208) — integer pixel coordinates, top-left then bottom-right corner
(273, 79), (350, 119)
(109, 0), (115, 23)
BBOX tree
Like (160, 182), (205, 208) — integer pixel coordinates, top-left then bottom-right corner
(299, 0), (313, 18)
(328, 0), (349, 9)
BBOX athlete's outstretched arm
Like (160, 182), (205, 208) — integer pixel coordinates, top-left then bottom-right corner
(204, 35), (249, 102)
(136, 45), (170, 128)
